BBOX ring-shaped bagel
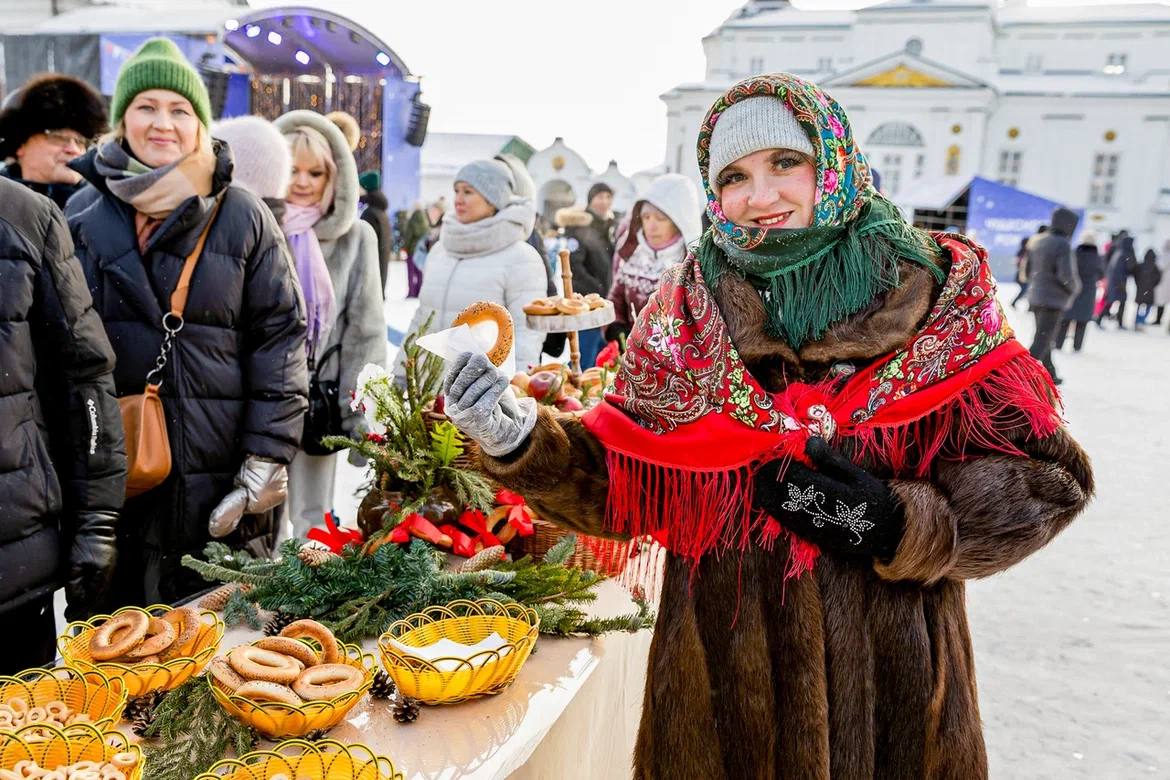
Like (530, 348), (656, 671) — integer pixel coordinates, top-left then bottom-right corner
(291, 663), (366, 701)
(123, 617), (176, 659)
(89, 612), (150, 661)
(235, 680), (303, 706)
(111, 753), (139, 770)
(451, 301), (514, 367)
(254, 636), (319, 669)
(555, 297), (591, 316)
(523, 298), (559, 316)
(159, 606), (202, 660)
(279, 619), (341, 664)
(207, 656), (246, 693)
(228, 646), (302, 685)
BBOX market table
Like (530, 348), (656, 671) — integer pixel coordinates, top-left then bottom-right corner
(117, 579), (651, 779)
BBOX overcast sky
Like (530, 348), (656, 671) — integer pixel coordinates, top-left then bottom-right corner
(250, 0), (1166, 175)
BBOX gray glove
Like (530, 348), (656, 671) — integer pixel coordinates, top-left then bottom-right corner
(443, 352), (537, 457)
(209, 455), (289, 538)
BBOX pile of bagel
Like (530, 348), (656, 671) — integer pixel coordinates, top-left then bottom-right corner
(207, 619), (365, 707)
(0, 753), (139, 779)
(523, 292), (608, 317)
(87, 607), (202, 664)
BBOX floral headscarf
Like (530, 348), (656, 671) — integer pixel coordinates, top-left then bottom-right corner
(694, 73), (941, 347)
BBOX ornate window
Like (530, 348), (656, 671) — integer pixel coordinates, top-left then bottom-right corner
(867, 122), (925, 147)
(1089, 153), (1120, 208)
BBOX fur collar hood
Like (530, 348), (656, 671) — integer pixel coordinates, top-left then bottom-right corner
(273, 110), (358, 241)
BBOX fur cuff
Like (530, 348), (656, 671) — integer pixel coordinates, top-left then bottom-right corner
(873, 480), (958, 585)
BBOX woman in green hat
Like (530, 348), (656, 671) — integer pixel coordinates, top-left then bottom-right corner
(66, 38), (308, 607)
(442, 73), (1094, 777)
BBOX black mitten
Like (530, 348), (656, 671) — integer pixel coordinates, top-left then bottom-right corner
(65, 510), (119, 620)
(753, 437), (904, 560)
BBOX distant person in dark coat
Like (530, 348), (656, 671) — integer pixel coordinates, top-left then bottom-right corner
(1011, 225), (1046, 308)
(359, 171), (393, 299)
(1026, 207), (1080, 384)
(1133, 249), (1162, 329)
(1098, 233), (1137, 328)
(1055, 233), (1105, 352)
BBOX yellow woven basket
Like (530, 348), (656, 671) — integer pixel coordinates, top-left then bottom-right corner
(377, 599), (539, 705)
(208, 642), (375, 739)
(195, 739), (403, 780)
(58, 604), (224, 698)
(0, 666), (126, 732)
(0, 722), (143, 780)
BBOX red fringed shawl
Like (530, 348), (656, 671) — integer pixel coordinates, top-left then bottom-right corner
(580, 234), (1063, 578)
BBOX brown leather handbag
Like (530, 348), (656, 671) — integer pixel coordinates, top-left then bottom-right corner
(121, 200), (221, 498)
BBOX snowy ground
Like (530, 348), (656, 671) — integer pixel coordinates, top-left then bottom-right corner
(54, 261), (1164, 775)
(358, 267), (1169, 778)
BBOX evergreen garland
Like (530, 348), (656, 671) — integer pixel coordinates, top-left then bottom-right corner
(142, 678), (256, 780)
(183, 535), (654, 643)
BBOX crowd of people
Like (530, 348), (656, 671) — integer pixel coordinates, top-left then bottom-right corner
(0, 33), (1125, 773)
(1017, 212), (1167, 385)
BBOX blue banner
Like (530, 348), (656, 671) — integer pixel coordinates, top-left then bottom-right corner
(965, 176), (1083, 279)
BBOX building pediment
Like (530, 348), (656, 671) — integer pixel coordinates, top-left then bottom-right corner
(823, 52), (991, 90)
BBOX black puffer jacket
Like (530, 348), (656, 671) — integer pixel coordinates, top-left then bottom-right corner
(1026, 206), (1081, 311)
(0, 177), (125, 614)
(66, 142), (308, 606)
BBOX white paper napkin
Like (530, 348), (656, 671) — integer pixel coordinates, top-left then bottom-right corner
(417, 321), (516, 378)
(386, 631), (513, 672)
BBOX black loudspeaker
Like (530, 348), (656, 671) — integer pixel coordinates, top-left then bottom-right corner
(405, 96), (430, 147)
(199, 65), (229, 120)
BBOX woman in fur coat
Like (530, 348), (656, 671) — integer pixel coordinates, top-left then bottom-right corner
(441, 73), (1093, 778)
(273, 110), (387, 539)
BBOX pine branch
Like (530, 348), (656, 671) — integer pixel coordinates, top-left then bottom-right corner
(223, 588), (262, 630)
(143, 679), (255, 780)
(542, 533), (577, 565)
(181, 555), (270, 585)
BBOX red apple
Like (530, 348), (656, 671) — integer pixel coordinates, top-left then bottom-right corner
(526, 370), (560, 402)
(510, 372), (531, 393)
(556, 396), (584, 412)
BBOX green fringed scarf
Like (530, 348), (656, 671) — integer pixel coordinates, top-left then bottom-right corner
(696, 73), (943, 347)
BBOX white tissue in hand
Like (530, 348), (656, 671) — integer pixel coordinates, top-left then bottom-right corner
(417, 322), (516, 376)
(386, 631), (512, 671)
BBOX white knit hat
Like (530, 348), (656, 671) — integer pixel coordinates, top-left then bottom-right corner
(213, 115), (291, 200)
(708, 96), (815, 190)
(455, 159), (516, 211)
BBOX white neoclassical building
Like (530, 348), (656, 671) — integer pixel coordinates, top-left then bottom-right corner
(661, 0), (1170, 254)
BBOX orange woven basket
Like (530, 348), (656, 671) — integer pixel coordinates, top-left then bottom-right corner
(208, 642), (375, 739)
(58, 604), (224, 698)
(0, 723), (143, 780)
(0, 666), (126, 732)
(195, 739), (403, 780)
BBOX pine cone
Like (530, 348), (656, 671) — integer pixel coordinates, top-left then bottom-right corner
(263, 610), (299, 637)
(304, 728), (330, 741)
(459, 545), (507, 573)
(123, 691), (165, 730)
(297, 546), (341, 567)
(392, 696), (420, 724)
(198, 583), (241, 611)
(370, 669), (396, 700)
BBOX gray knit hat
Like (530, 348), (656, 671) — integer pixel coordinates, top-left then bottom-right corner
(708, 96), (815, 190)
(455, 159), (515, 211)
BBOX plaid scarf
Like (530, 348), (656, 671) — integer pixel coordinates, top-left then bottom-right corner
(95, 127), (215, 222)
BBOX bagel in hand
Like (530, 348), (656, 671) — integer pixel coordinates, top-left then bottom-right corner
(452, 301), (514, 367)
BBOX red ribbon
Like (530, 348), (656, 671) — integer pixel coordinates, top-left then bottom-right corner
(387, 512), (450, 546)
(494, 489), (535, 537)
(306, 511), (364, 553)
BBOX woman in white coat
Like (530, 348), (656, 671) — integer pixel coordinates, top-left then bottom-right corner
(274, 110), (387, 538)
(401, 159), (547, 371)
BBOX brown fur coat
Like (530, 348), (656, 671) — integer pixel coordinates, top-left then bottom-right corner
(479, 258), (1093, 779)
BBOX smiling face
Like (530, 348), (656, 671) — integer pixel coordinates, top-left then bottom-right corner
(453, 181), (496, 224)
(287, 143), (330, 207)
(122, 89), (200, 167)
(715, 148), (817, 230)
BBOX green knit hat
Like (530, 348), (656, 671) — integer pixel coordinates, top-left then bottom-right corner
(110, 37), (211, 128)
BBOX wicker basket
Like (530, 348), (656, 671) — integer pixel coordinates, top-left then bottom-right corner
(208, 642), (375, 739)
(58, 605), (224, 698)
(510, 518), (627, 575)
(378, 599), (538, 705)
(0, 667), (126, 732)
(0, 723), (143, 779)
(196, 739), (403, 780)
